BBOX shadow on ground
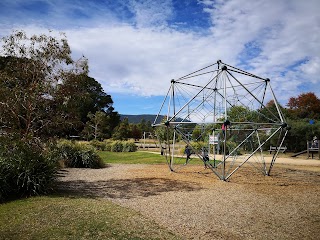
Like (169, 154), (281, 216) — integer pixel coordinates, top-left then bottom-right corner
(56, 177), (203, 199)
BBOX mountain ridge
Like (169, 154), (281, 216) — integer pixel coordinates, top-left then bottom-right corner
(120, 114), (160, 124)
(120, 114), (190, 124)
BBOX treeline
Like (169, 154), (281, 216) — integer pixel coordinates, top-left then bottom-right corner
(283, 92), (320, 152)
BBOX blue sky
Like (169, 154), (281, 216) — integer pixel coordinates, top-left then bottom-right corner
(1, 0), (319, 115)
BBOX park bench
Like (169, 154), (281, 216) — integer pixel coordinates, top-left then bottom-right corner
(269, 146), (287, 154)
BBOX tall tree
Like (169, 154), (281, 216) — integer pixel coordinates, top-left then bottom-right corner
(287, 92), (320, 119)
(130, 124), (142, 141)
(57, 74), (115, 122)
(0, 31), (83, 138)
(82, 111), (106, 140)
(55, 74), (119, 136)
(0, 30), (119, 139)
(113, 118), (130, 140)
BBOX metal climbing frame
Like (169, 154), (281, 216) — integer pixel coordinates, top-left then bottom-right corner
(152, 60), (289, 181)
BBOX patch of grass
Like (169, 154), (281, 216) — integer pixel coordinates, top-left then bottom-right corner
(98, 151), (167, 164)
(0, 196), (179, 240)
(98, 151), (205, 165)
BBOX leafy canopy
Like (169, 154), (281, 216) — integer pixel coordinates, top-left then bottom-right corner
(0, 30), (119, 139)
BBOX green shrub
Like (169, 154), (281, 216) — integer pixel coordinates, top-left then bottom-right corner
(53, 140), (104, 168)
(89, 140), (106, 151)
(108, 141), (137, 152)
(103, 140), (113, 151)
(226, 141), (241, 155)
(0, 157), (13, 200)
(122, 141), (137, 152)
(105, 142), (112, 151)
(191, 141), (207, 152)
(0, 136), (58, 201)
(111, 141), (123, 152)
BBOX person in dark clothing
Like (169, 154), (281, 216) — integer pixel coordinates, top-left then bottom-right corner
(184, 145), (191, 164)
(202, 147), (209, 169)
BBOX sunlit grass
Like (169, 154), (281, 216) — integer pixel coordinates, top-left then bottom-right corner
(0, 196), (179, 240)
(98, 151), (168, 164)
(98, 151), (206, 165)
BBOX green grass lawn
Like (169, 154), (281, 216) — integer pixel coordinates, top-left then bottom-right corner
(98, 151), (219, 166)
(98, 151), (169, 164)
(98, 151), (206, 165)
(0, 196), (179, 240)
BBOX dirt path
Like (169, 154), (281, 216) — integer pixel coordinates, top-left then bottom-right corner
(57, 159), (320, 239)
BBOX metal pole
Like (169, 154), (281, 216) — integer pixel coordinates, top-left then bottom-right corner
(225, 126), (282, 180)
(268, 129), (288, 175)
(167, 126), (173, 171)
(167, 81), (174, 122)
(153, 85), (171, 126)
(255, 129), (266, 175)
(223, 70), (227, 180)
(171, 130), (176, 169)
(167, 72), (222, 122)
(213, 68), (218, 166)
(269, 84), (285, 123)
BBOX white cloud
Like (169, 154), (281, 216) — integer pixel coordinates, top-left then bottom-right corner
(199, 0), (320, 103)
(66, 25), (218, 96)
(1, 0), (319, 108)
(129, 0), (173, 28)
(300, 57), (320, 83)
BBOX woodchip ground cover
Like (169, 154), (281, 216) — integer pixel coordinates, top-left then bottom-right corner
(1, 152), (319, 239)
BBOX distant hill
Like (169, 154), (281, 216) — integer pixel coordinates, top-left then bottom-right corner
(120, 114), (190, 124)
(120, 114), (160, 124)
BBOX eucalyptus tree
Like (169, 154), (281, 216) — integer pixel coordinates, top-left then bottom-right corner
(0, 30), (88, 138)
(82, 111), (107, 140)
(55, 74), (120, 137)
(0, 30), (119, 139)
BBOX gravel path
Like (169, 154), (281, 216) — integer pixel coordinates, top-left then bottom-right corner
(57, 161), (320, 239)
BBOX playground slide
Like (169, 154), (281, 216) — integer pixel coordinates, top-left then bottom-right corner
(291, 150), (307, 157)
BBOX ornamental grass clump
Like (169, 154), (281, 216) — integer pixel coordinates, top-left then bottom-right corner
(122, 141), (137, 152)
(111, 141), (123, 152)
(54, 140), (104, 168)
(109, 140), (137, 152)
(89, 140), (106, 151)
(0, 136), (58, 201)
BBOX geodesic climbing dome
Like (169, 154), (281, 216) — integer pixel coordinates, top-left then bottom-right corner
(153, 60), (289, 181)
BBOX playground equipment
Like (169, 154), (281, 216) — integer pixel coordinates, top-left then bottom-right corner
(153, 60), (289, 181)
(291, 138), (319, 159)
